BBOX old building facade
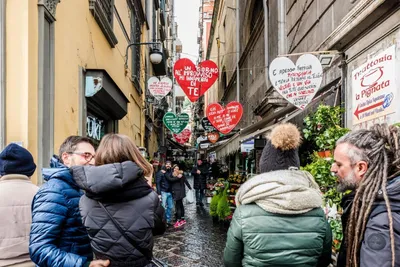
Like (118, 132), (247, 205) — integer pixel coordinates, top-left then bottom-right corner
(203, 0), (400, 173)
(2, 0), (173, 184)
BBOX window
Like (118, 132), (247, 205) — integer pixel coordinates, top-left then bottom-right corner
(89, 0), (118, 47)
(131, 9), (142, 93)
(221, 67), (227, 90)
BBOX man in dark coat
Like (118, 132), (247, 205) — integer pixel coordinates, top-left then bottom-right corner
(331, 124), (400, 267)
(191, 159), (209, 207)
(156, 161), (174, 225)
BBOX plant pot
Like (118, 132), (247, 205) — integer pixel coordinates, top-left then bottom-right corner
(317, 150), (332, 158)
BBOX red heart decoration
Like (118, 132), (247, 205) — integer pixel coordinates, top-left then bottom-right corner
(173, 58), (219, 102)
(173, 129), (191, 144)
(207, 132), (220, 144)
(206, 101), (243, 134)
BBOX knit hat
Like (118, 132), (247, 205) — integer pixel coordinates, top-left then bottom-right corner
(259, 123), (301, 173)
(0, 143), (36, 177)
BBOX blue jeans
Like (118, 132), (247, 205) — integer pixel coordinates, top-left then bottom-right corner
(195, 189), (205, 205)
(161, 191), (174, 223)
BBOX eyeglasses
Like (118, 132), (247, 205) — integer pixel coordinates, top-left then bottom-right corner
(69, 152), (95, 162)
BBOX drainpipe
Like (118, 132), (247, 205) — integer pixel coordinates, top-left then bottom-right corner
(278, 0), (286, 55)
(0, 0), (6, 149)
(263, 0), (269, 96)
(235, 0), (240, 102)
(340, 55), (347, 127)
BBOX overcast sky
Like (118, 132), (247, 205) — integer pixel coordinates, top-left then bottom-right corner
(175, 0), (200, 62)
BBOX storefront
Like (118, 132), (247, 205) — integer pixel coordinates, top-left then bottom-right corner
(84, 69), (129, 145)
(344, 10), (400, 129)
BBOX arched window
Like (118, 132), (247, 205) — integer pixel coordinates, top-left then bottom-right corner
(250, 0), (263, 34)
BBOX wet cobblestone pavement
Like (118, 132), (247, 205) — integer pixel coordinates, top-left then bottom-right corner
(153, 185), (228, 266)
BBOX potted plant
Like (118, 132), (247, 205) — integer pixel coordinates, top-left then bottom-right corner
(315, 126), (350, 157)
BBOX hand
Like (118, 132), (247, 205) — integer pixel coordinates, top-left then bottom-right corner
(197, 170), (201, 174)
(161, 170), (166, 174)
(89, 260), (110, 267)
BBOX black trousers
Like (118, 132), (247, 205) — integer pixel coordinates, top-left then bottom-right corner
(175, 199), (185, 220)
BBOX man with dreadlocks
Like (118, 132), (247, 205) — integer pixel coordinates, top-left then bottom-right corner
(331, 123), (400, 267)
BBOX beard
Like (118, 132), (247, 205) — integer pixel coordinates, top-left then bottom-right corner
(336, 170), (358, 193)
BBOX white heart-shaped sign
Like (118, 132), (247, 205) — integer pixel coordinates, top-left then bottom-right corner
(147, 77), (172, 100)
(269, 54), (323, 109)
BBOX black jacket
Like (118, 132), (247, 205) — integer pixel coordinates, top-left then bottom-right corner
(338, 177), (400, 267)
(155, 168), (172, 194)
(72, 161), (166, 267)
(167, 173), (192, 201)
(191, 164), (209, 190)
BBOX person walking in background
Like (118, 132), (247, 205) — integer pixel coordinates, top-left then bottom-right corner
(331, 124), (400, 267)
(191, 159), (208, 207)
(0, 144), (38, 267)
(156, 161), (174, 226)
(29, 136), (109, 267)
(71, 134), (166, 266)
(167, 165), (192, 228)
(224, 123), (332, 267)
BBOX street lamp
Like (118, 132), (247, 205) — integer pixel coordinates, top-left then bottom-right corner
(124, 42), (163, 69)
(149, 48), (163, 64)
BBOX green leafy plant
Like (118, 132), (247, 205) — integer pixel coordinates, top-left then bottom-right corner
(210, 192), (222, 217)
(330, 218), (343, 251)
(216, 187), (231, 221)
(315, 126), (350, 151)
(303, 105), (344, 142)
(302, 155), (335, 189)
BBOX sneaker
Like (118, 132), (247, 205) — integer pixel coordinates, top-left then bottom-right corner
(174, 220), (182, 228)
(180, 220), (187, 226)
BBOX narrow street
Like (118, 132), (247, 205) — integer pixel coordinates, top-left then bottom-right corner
(154, 178), (228, 267)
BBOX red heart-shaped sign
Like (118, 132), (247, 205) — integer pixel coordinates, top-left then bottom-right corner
(173, 129), (191, 144)
(173, 58), (219, 102)
(206, 101), (243, 134)
(207, 132), (220, 144)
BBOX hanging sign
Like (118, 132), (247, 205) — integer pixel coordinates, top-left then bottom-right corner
(173, 58), (219, 102)
(207, 132), (220, 144)
(197, 135), (208, 144)
(206, 101), (243, 134)
(352, 45), (396, 126)
(201, 117), (216, 132)
(163, 112), (190, 134)
(147, 76), (173, 100)
(173, 129), (191, 144)
(269, 54), (323, 109)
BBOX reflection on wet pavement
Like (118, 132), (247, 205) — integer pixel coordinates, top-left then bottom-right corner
(154, 185), (228, 267)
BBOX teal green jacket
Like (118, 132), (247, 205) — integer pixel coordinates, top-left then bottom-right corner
(224, 204), (332, 267)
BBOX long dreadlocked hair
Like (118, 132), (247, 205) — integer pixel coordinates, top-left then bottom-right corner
(336, 123), (400, 267)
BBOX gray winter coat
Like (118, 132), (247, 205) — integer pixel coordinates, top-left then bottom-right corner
(72, 161), (166, 267)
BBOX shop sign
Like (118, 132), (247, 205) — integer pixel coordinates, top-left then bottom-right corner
(173, 129), (191, 144)
(86, 116), (104, 141)
(201, 117), (216, 132)
(173, 58), (219, 102)
(269, 54), (323, 109)
(163, 112), (190, 134)
(200, 143), (209, 149)
(241, 140), (254, 153)
(197, 135), (208, 143)
(207, 132), (220, 143)
(206, 101), (243, 134)
(147, 76), (172, 100)
(352, 45), (396, 126)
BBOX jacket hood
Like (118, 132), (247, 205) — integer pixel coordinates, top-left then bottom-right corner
(376, 176), (400, 202)
(71, 161), (152, 202)
(236, 169), (322, 215)
(42, 156), (77, 187)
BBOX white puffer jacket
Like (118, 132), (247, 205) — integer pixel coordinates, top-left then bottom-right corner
(0, 174), (38, 267)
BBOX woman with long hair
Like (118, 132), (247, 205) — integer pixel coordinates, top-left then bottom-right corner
(167, 164), (192, 228)
(72, 134), (166, 267)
